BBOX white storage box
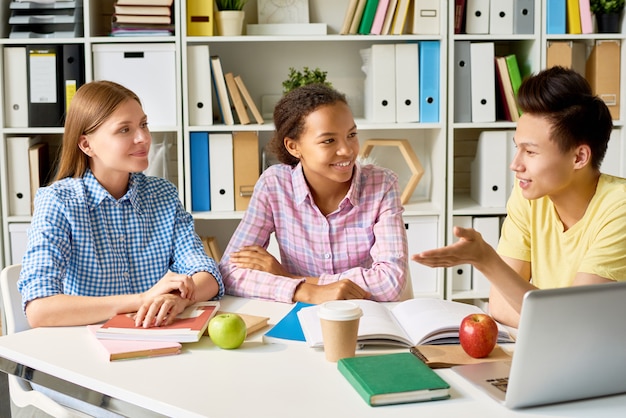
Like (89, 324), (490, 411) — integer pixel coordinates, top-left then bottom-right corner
(92, 43), (177, 127)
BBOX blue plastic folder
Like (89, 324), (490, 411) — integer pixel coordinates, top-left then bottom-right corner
(189, 132), (210, 212)
(546, 0), (566, 34)
(419, 41), (440, 123)
(262, 302), (314, 344)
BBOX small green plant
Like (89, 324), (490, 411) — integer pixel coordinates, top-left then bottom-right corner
(590, 0), (625, 14)
(215, 0), (247, 11)
(282, 67), (332, 94)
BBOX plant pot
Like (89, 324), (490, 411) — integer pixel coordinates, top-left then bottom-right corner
(596, 12), (621, 33)
(216, 10), (245, 36)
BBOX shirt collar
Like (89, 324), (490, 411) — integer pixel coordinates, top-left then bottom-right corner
(291, 162), (362, 208)
(83, 169), (142, 212)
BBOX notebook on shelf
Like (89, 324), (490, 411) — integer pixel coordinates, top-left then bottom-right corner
(452, 281), (626, 409)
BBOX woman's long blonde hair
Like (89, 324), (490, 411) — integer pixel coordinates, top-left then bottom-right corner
(54, 80), (142, 181)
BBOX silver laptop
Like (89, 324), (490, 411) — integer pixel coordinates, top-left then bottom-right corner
(452, 281), (626, 409)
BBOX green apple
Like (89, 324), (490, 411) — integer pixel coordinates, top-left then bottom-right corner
(208, 313), (247, 349)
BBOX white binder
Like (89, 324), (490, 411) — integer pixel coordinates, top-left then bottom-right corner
(93, 44), (177, 128)
(186, 45), (213, 126)
(361, 44), (396, 123)
(470, 42), (496, 122)
(3, 47), (29, 128)
(465, 0), (490, 34)
(489, 0), (513, 34)
(411, 0), (440, 34)
(504, 129), (517, 202)
(9, 223), (30, 265)
(7, 136), (41, 216)
(451, 216), (473, 292)
(209, 133), (235, 211)
(405, 216), (439, 295)
(394, 43), (419, 123)
(471, 216), (501, 293)
(471, 130), (508, 208)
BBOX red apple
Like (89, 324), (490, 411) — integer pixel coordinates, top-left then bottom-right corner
(459, 313), (498, 358)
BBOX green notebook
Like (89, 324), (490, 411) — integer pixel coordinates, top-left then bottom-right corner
(337, 352), (450, 406)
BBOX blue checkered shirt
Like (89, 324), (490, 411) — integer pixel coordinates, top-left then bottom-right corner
(18, 170), (223, 309)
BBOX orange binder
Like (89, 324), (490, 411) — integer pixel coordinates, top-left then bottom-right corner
(586, 40), (621, 120)
(233, 131), (260, 211)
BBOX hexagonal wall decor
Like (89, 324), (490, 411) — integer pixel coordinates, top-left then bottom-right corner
(359, 139), (425, 205)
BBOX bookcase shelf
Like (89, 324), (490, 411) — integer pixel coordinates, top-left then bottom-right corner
(1, 1), (623, 304)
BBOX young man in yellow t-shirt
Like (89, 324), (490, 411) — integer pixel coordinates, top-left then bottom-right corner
(413, 66), (626, 328)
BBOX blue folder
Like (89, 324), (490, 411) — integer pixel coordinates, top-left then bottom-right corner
(419, 41), (440, 123)
(190, 132), (211, 212)
(546, 0), (566, 34)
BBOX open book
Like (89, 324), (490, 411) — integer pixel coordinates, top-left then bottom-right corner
(96, 301), (219, 343)
(297, 298), (513, 348)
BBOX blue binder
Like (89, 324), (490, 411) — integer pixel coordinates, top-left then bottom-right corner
(546, 0), (566, 34)
(190, 132), (211, 212)
(419, 41), (440, 123)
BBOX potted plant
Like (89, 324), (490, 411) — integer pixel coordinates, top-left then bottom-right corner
(590, 0), (625, 33)
(282, 67), (332, 94)
(214, 0), (248, 36)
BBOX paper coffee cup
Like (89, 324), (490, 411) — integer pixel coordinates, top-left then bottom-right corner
(318, 301), (362, 362)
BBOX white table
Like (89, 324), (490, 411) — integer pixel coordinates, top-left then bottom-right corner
(1, 296), (625, 418)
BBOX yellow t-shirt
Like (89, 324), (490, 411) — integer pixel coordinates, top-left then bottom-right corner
(497, 174), (626, 289)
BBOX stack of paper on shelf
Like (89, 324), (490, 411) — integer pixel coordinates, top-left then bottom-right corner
(111, 0), (174, 37)
(8, 0), (83, 39)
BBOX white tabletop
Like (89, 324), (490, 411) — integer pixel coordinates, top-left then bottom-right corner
(1, 296), (625, 418)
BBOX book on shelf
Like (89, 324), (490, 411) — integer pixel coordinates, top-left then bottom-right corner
(262, 302), (314, 344)
(410, 344), (512, 369)
(112, 14), (171, 25)
(495, 56), (519, 122)
(115, 0), (174, 5)
(96, 301), (220, 343)
(114, 5), (172, 16)
(210, 55), (234, 125)
(200, 236), (222, 262)
(297, 298), (514, 348)
(340, 0), (360, 34)
(380, 0), (398, 35)
(28, 142), (50, 214)
(369, 0), (391, 35)
(358, 0), (381, 34)
(454, 0), (467, 33)
(349, 0), (368, 34)
(234, 75), (264, 124)
(224, 72), (251, 125)
(337, 352), (451, 406)
(87, 325), (182, 361)
(504, 54), (523, 102)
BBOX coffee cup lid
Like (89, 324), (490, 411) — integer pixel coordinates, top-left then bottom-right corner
(317, 301), (363, 321)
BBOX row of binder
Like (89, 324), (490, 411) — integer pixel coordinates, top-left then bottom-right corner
(457, 0), (534, 35)
(454, 42), (522, 124)
(189, 131), (260, 213)
(360, 41), (440, 124)
(3, 44), (84, 128)
(547, 0), (594, 35)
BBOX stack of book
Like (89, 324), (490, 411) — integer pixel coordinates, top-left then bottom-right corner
(8, 0), (83, 39)
(111, 0), (174, 37)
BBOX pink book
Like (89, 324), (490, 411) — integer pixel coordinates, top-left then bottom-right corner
(370, 0), (391, 34)
(87, 325), (182, 361)
(578, 0), (593, 34)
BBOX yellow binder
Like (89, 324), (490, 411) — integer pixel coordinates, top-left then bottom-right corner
(187, 0), (214, 36)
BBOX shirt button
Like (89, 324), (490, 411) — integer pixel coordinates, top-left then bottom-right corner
(123, 272), (129, 279)
(324, 253), (331, 259)
(119, 236), (125, 242)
